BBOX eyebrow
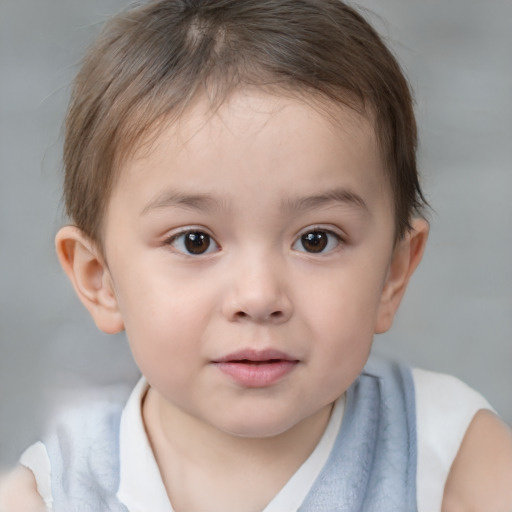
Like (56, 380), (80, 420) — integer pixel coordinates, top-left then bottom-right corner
(282, 187), (369, 214)
(141, 187), (368, 216)
(141, 191), (224, 215)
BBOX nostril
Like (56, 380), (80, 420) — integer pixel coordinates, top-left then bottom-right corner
(233, 309), (284, 321)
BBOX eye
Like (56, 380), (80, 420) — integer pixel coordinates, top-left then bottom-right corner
(167, 230), (219, 256)
(293, 229), (342, 254)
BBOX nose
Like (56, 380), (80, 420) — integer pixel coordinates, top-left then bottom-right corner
(222, 254), (293, 324)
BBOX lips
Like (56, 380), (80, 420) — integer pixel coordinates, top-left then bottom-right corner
(212, 349), (299, 388)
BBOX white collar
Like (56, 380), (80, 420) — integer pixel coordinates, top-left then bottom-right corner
(116, 377), (344, 512)
(117, 378), (173, 512)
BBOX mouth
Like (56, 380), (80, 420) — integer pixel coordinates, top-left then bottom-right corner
(212, 349), (299, 388)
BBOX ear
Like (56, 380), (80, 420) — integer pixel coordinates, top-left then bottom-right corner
(375, 218), (429, 334)
(55, 226), (124, 334)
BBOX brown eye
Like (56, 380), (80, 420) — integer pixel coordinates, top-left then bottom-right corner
(184, 232), (210, 254)
(293, 229), (341, 254)
(301, 231), (328, 253)
(169, 230), (218, 255)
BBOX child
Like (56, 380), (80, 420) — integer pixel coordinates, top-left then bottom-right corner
(1, 0), (511, 510)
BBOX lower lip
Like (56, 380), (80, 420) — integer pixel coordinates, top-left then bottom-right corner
(213, 360), (298, 388)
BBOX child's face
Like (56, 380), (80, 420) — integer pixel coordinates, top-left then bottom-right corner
(100, 90), (403, 437)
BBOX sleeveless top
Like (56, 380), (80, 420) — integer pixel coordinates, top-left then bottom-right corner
(40, 356), (417, 512)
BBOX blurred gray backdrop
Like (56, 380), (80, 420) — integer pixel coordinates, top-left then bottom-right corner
(1, 0), (511, 468)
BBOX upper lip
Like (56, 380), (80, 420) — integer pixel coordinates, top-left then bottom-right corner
(212, 348), (298, 363)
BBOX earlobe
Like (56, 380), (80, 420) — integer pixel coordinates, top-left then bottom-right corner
(55, 226), (124, 334)
(375, 218), (429, 334)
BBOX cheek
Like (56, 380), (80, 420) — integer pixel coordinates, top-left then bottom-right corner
(297, 265), (386, 379)
(113, 266), (212, 373)
(301, 265), (386, 334)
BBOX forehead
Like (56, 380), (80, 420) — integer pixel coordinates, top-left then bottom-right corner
(110, 89), (392, 218)
(148, 89), (377, 152)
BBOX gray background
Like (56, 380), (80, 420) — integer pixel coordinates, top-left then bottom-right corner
(1, 0), (511, 468)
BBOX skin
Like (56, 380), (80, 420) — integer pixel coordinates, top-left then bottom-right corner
(77, 91), (415, 510)
(1, 91), (510, 511)
(0, 466), (46, 512)
(442, 410), (512, 511)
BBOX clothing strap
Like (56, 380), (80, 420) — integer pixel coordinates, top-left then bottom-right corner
(299, 357), (417, 511)
(45, 401), (128, 512)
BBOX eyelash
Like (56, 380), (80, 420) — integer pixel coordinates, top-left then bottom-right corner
(292, 227), (344, 255)
(164, 229), (220, 256)
(163, 226), (345, 257)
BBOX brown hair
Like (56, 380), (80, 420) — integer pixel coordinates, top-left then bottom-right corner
(63, 0), (427, 247)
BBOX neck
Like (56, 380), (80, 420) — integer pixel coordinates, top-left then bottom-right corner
(142, 388), (334, 512)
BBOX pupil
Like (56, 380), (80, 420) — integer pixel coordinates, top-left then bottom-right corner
(301, 231), (327, 253)
(185, 232), (210, 254)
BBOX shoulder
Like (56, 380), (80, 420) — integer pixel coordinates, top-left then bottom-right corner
(0, 466), (46, 512)
(442, 409), (512, 511)
(412, 367), (492, 414)
(411, 367), (505, 511)
(411, 367), (512, 509)
(412, 368), (493, 459)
